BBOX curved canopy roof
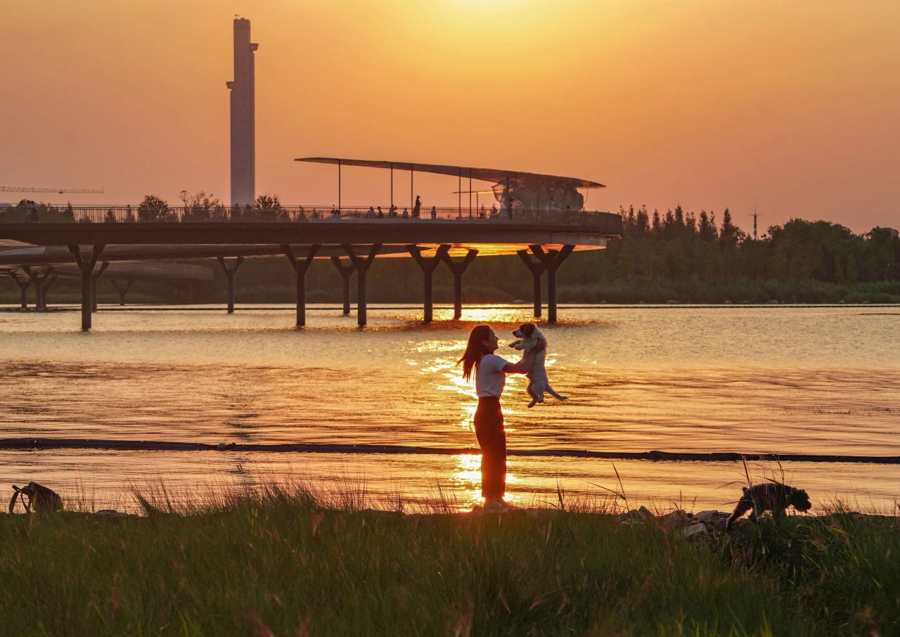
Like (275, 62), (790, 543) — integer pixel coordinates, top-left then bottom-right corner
(295, 157), (604, 189)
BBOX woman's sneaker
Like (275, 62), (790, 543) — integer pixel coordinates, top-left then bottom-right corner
(484, 499), (520, 512)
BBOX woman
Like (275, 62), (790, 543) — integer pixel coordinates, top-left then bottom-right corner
(458, 325), (538, 510)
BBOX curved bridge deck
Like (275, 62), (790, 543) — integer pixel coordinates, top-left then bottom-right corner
(0, 211), (622, 330)
(0, 216), (620, 253)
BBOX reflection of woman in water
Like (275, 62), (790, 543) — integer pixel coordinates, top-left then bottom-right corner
(458, 325), (537, 510)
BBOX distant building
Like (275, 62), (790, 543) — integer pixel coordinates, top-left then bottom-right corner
(226, 18), (258, 207)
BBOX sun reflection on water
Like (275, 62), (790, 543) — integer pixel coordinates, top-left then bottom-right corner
(450, 454), (523, 510)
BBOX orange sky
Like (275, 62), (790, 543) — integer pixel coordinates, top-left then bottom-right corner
(2, 0), (898, 233)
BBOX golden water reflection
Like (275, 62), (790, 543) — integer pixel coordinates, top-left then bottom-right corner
(2, 305), (899, 512)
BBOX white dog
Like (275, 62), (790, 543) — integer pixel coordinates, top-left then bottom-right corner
(510, 322), (568, 408)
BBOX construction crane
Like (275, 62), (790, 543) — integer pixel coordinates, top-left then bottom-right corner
(1, 186), (103, 195)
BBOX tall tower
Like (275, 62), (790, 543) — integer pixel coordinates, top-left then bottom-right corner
(226, 18), (258, 207)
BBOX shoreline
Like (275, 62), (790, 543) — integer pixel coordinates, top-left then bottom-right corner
(3, 437), (900, 465)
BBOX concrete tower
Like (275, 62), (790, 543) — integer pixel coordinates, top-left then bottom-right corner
(226, 18), (258, 207)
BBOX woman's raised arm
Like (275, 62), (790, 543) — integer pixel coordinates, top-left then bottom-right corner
(503, 343), (541, 374)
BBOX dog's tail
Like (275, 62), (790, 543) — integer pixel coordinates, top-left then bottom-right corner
(546, 386), (567, 401)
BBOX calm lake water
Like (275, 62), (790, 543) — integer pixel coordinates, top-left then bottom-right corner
(1, 304), (898, 514)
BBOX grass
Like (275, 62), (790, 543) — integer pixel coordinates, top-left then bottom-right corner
(1, 482), (899, 636)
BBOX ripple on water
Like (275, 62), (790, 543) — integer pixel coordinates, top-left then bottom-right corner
(1, 305), (898, 510)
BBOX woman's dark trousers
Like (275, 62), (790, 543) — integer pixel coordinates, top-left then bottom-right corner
(474, 396), (506, 500)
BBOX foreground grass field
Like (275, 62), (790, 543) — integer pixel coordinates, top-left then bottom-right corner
(1, 485), (898, 636)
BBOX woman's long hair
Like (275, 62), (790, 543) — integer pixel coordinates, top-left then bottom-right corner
(457, 324), (492, 382)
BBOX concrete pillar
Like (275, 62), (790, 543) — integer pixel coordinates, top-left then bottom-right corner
(330, 257), (355, 316)
(8, 273), (30, 309)
(122, 279), (133, 305)
(442, 249), (478, 320)
(90, 276), (97, 312)
(90, 263), (109, 313)
(41, 275), (57, 310)
(217, 256), (244, 314)
(517, 250), (546, 319)
(282, 244), (321, 327)
(343, 244), (381, 327)
(407, 245), (450, 323)
(23, 267), (40, 310)
(24, 267), (55, 311)
(529, 245), (574, 324)
(34, 276), (44, 311)
(68, 245), (105, 331)
(111, 279), (133, 306)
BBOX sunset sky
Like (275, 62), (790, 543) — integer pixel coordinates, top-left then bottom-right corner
(2, 0), (898, 233)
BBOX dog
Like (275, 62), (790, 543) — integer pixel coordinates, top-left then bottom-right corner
(510, 322), (568, 408)
(9, 482), (63, 514)
(725, 482), (811, 530)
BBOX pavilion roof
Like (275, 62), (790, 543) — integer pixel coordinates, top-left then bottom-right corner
(295, 157), (604, 189)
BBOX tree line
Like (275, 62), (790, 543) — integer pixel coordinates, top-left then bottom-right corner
(3, 197), (899, 304)
(604, 205), (899, 285)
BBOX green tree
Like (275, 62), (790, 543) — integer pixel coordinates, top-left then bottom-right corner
(254, 194), (286, 221)
(138, 195), (170, 222)
(719, 209), (741, 249)
(181, 190), (224, 222)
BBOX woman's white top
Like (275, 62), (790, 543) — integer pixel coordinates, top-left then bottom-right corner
(476, 354), (508, 398)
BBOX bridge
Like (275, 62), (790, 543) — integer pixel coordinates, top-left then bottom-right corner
(0, 204), (622, 330)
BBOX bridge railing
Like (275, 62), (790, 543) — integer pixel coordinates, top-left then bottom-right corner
(0, 204), (619, 230)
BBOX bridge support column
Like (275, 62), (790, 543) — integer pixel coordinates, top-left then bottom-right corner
(330, 257), (355, 315)
(91, 262), (109, 313)
(282, 244), (321, 327)
(217, 257), (244, 314)
(8, 272), (30, 309)
(24, 267), (56, 311)
(529, 245), (574, 324)
(23, 267), (44, 311)
(343, 244), (381, 327)
(517, 250), (546, 319)
(111, 279), (133, 306)
(407, 244), (450, 323)
(68, 245), (105, 331)
(442, 249), (478, 320)
(42, 274), (57, 310)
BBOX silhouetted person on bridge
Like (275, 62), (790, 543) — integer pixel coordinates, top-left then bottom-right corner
(413, 195), (421, 218)
(430, 205), (437, 220)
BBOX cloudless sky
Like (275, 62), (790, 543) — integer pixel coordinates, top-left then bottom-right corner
(2, 0), (898, 233)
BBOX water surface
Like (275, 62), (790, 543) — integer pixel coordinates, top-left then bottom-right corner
(1, 304), (898, 513)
